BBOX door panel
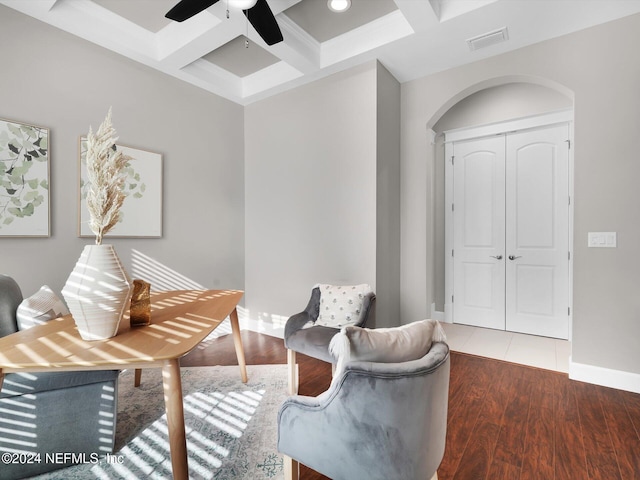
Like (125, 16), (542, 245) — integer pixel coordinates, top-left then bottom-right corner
(463, 153), (496, 247)
(513, 265), (555, 316)
(463, 262), (496, 308)
(505, 124), (569, 338)
(514, 143), (556, 248)
(452, 136), (505, 330)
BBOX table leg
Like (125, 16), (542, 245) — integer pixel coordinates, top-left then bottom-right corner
(284, 455), (299, 480)
(0, 370), (4, 392)
(287, 349), (298, 395)
(134, 369), (142, 387)
(230, 307), (248, 383)
(162, 359), (189, 480)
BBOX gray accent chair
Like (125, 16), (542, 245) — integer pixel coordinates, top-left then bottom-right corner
(0, 274), (120, 479)
(283, 286), (376, 394)
(277, 341), (450, 480)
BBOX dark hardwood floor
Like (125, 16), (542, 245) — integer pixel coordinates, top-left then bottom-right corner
(183, 331), (640, 480)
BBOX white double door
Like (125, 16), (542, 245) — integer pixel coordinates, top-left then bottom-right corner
(449, 123), (570, 339)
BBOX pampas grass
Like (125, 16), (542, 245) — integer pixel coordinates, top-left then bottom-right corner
(85, 108), (132, 244)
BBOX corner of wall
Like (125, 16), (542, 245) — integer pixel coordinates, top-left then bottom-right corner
(375, 62), (402, 327)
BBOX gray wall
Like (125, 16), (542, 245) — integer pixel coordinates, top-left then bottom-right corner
(401, 13), (640, 376)
(0, 6), (245, 298)
(244, 61), (401, 329)
(376, 63), (401, 327)
(432, 83), (573, 311)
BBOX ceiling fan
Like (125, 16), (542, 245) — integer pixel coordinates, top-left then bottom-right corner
(165, 0), (284, 46)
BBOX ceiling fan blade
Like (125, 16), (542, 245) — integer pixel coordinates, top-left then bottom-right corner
(166, 0), (220, 22)
(243, 0), (283, 46)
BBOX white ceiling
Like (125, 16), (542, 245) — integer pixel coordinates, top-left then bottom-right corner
(3, 0), (640, 105)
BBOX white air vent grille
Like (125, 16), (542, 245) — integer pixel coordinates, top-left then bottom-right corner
(467, 27), (509, 51)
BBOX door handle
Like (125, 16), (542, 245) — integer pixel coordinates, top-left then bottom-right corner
(490, 255), (503, 260)
(508, 255), (522, 261)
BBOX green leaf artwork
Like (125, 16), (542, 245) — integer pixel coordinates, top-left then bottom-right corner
(0, 118), (49, 236)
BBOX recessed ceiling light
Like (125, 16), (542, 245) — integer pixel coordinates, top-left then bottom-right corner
(229, 0), (258, 9)
(328, 0), (351, 13)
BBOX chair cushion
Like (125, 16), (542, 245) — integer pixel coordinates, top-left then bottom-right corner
(17, 285), (69, 330)
(316, 284), (372, 328)
(329, 319), (447, 377)
(286, 325), (340, 363)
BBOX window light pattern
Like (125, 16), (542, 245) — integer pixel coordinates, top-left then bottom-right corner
(30, 365), (289, 479)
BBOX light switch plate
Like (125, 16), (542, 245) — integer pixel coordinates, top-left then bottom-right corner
(588, 232), (617, 248)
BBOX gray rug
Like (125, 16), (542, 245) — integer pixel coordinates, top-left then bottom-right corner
(35, 365), (288, 479)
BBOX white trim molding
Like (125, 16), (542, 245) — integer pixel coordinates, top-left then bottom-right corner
(443, 108), (574, 143)
(569, 359), (640, 394)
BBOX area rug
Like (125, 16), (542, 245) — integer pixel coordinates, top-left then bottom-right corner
(35, 365), (288, 480)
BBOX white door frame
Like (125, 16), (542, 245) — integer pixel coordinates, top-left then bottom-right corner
(443, 108), (574, 340)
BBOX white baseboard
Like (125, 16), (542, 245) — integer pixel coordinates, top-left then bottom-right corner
(239, 316), (285, 339)
(569, 358), (640, 394)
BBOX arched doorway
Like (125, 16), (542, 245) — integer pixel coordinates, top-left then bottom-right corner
(429, 79), (574, 339)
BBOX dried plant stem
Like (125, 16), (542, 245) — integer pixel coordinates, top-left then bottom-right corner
(85, 108), (132, 244)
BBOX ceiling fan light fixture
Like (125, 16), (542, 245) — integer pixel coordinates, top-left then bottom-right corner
(328, 0), (351, 13)
(229, 0), (258, 9)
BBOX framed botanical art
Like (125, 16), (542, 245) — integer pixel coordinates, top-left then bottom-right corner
(78, 138), (162, 238)
(0, 117), (50, 237)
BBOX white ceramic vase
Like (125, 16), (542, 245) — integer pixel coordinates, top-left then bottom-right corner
(62, 244), (132, 341)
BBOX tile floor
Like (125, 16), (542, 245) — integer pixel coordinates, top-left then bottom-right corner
(441, 322), (571, 373)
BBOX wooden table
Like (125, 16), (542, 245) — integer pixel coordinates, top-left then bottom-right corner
(0, 289), (246, 480)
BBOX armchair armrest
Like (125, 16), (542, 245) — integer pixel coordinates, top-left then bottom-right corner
(277, 342), (450, 480)
(284, 287), (321, 344)
(356, 292), (376, 328)
(284, 311), (313, 341)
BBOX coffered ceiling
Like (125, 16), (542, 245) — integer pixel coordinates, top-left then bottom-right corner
(3, 0), (640, 105)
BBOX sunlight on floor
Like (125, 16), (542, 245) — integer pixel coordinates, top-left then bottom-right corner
(85, 384), (264, 479)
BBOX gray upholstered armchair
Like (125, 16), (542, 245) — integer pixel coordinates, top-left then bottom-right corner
(278, 324), (450, 480)
(0, 274), (120, 479)
(284, 285), (376, 394)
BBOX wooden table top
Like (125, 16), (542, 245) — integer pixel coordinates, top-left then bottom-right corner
(0, 289), (244, 372)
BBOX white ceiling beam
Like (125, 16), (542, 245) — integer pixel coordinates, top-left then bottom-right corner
(268, 14), (320, 74)
(321, 9), (413, 68)
(178, 58), (244, 101)
(2, 0), (157, 60)
(394, 0), (440, 31)
(157, 14), (241, 69)
(156, 12), (223, 63)
(242, 61), (303, 97)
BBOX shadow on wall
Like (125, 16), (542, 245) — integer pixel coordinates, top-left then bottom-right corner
(130, 249), (205, 291)
(129, 249), (286, 338)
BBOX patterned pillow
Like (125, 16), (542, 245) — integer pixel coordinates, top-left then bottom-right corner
(315, 284), (372, 328)
(17, 285), (69, 330)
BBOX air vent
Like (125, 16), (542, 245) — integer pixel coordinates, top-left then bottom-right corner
(467, 27), (508, 51)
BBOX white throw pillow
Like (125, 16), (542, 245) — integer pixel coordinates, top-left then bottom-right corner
(17, 285), (70, 330)
(329, 319), (447, 378)
(315, 284), (372, 328)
